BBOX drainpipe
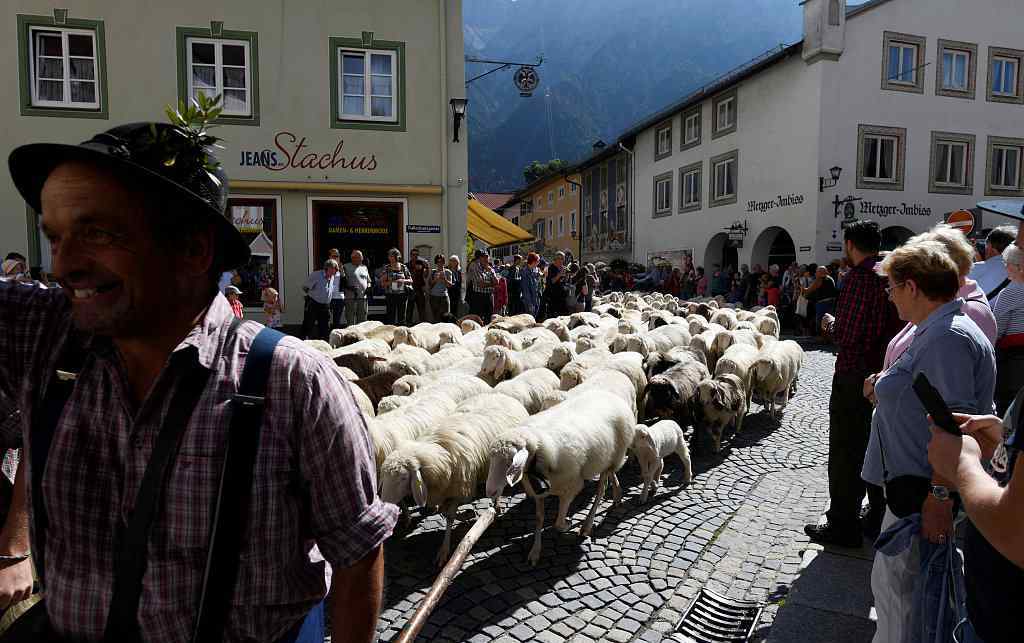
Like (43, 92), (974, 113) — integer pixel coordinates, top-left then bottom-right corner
(438, 0), (449, 258)
(617, 142), (635, 263)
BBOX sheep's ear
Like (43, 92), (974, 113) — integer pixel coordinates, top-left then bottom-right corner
(507, 448), (529, 486)
(411, 469), (428, 507)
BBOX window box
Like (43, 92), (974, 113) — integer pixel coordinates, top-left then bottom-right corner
(935, 39), (977, 99)
(679, 161), (702, 213)
(329, 35), (405, 131)
(986, 46), (1024, 105)
(985, 136), (1024, 196)
(710, 150), (739, 207)
(712, 90), (737, 139)
(882, 31), (926, 94)
(17, 14), (108, 119)
(681, 105), (701, 151)
(176, 26), (259, 125)
(653, 172), (673, 218)
(929, 131), (975, 195)
(654, 120), (673, 161)
(857, 124), (906, 191)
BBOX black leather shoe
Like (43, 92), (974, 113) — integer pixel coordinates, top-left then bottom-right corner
(804, 521), (863, 548)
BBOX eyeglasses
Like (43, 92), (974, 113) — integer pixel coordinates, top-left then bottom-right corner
(885, 282), (905, 296)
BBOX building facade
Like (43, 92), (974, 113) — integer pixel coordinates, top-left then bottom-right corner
(629, 0), (1024, 273)
(3, 0), (467, 323)
(498, 172), (581, 262)
(576, 142), (635, 265)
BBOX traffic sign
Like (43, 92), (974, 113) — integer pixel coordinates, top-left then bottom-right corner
(946, 209), (975, 235)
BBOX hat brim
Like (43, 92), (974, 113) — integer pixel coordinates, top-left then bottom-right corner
(8, 142), (250, 269)
(977, 199), (1024, 222)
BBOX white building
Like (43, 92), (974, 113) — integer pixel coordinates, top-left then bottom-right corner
(629, 0), (1024, 272)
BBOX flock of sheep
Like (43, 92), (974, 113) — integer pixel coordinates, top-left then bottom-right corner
(305, 292), (805, 566)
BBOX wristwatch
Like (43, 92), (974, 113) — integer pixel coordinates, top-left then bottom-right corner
(930, 484), (951, 502)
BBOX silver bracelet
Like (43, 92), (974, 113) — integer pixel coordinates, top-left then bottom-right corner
(0, 553), (30, 563)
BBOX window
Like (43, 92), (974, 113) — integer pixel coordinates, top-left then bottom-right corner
(986, 136), (1024, 195)
(710, 150), (739, 206)
(828, 0), (841, 26)
(682, 106), (701, 150)
(655, 121), (673, 161)
(558, 186), (565, 200)
(653, 172), (673, 218)
(18, 14), (108, 118)
(679, 162), (702, 213)
(583, 194), (592, 216)
(227, 197), (281, 309)
(548, 218), (554, 238)
(570, 210), (577, 233)
(548, 191), (554, 206)
(936, 40), (977, 99)
(534, 221), (545, 241)
(987, 47), (1024, 105)
(187, 38), (251, 116)
(558, 215), (564, 236)
(330, 35), (405, 130)
(176, 27), (259, 125)
(882, 32), (926, 93)
(857, 124), (907, 191)
(712, 90), (737, 138)
(570, 183), (577, 193)
(929, 132), (975, 194)
(537, 196), (543, 209)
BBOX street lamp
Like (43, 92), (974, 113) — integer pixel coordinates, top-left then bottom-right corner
(449, 98), (468, 143)
(819, 165), (842, 192)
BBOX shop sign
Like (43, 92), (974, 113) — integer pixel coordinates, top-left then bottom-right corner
(238, 131), (379, 172)
(407, 224), (441, 234)
(826, 242), (842, 252)
(859, 200), (932, 217)
(745, 193), (806, 214)
(230, 205), (264, 233)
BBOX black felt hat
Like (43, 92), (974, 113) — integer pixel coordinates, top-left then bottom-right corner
(9, 121), (250, 268)
(977, 199), (1024, 222)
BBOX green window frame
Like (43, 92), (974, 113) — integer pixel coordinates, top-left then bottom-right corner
(17, 14), (109, 119)
(175, 26), (260, 126)
(329, 35), (407, 131)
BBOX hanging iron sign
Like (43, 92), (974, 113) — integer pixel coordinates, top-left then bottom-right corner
(514, 66), (540, 96)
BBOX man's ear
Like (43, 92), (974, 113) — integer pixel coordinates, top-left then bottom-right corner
(178, 221), (216, 279)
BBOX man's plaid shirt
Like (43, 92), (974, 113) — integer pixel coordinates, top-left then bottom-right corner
(0, 283), (397, 642)
(831, 256), (903, 375)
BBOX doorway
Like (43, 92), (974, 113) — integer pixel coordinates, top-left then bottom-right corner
(311, 199), (404, 280)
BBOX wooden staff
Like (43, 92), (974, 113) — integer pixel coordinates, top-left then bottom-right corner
(393, 508), (497, 643)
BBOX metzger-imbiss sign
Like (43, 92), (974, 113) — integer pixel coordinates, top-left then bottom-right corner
(238, 131), (379, 172)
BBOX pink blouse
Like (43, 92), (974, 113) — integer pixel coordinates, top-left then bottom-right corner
(881, 280), (997, 370)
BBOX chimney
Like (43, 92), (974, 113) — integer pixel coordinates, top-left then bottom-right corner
(801, 0), (846, 63)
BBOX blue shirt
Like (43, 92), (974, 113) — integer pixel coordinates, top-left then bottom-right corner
(304, 269), (337, 305)
(968, 256), (1008, 296)
(863, 299), (996, 485)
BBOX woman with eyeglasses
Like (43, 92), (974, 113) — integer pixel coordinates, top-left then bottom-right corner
(863, 239), (995, 643)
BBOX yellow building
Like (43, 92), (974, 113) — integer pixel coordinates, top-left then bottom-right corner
(498, 172), (581, 262)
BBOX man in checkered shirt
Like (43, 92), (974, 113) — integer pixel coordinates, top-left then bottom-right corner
(0, 120), (397, 641)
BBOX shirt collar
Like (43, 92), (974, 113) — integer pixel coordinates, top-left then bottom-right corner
(176, 292), (235, 369)
(915, 298), (964, 337)
(855, 255), (881, 272)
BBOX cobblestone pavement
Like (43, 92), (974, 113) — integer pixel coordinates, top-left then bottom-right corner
(374, 341), (838, 643)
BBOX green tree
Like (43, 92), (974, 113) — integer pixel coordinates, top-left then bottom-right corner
(523, 158), (569, 184)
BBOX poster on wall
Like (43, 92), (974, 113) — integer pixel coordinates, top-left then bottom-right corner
(646, 249), (694, 269)
(227, 198), (280, 310)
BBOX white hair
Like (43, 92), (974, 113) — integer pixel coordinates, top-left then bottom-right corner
(1003, 243), (1024, 268)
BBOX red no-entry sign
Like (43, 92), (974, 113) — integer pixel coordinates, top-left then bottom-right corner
(946, 209), (975, 236)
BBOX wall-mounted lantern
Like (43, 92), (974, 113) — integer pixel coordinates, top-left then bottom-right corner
(450, 98), (468, 143)
(819, 165), (842, 192)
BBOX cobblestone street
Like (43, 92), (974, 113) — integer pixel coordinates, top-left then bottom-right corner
(375, 342), (847, 643)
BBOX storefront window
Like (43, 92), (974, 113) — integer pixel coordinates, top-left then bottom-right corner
(227, 197), (280, 308)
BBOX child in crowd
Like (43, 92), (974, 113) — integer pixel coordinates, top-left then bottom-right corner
(757, 273), (771, 307)
(262, 287), (282, 328)
(696, 267), (708, 297)
(225, 285), (244, 319)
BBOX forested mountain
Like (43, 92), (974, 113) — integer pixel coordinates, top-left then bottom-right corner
(464, 0), (804, 192)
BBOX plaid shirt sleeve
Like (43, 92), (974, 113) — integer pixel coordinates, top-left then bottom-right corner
(832, 267), (892, 368)
(299, 358), (398, 568)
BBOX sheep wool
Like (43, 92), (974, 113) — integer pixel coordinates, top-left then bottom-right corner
(494, 368), (562, 414)
(633, 420), (692, 503)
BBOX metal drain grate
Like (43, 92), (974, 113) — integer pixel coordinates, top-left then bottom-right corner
(668, 587), (765, 642)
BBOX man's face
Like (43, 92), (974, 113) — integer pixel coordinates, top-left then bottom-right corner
(351, 252), (362, 265)
(41, 161), (170, 336)
(326, 266), (338, 278)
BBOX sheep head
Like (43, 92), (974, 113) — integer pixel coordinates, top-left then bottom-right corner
(379, 452), (429, 507)
(547, 345), (574, 371)
(392, 327), (412, 347)
(480, 346), (510, 383)
(576, 336), (599, 353)
(460, 319), (482, 333)
(486, 435), (532, 500)
(644, 378), (681, 418)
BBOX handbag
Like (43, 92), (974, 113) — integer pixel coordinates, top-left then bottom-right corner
(3, 321), (284, 642)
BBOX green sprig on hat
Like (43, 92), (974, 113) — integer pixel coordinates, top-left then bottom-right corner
(137, 92), (226, 187)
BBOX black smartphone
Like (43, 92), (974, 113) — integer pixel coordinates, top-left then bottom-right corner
(912, 373), (962, 436)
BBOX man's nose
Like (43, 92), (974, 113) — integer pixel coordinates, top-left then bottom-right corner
(50, 235), (91, 283)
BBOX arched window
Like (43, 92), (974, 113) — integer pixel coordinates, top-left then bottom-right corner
(828, 0), (841, 26)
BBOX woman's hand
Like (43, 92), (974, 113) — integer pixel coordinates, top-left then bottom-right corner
(862, 373), (878, 405)
(920, 494), (954, 544)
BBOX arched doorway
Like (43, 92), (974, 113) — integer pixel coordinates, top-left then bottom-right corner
(703, 233), (737, 272)
(751, 227), (796, 269)
(881, 226), (913, 251)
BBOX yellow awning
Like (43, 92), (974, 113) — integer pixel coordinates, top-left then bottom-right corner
(467, 197), (534, 247)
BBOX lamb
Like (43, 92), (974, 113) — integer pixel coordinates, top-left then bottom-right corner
(642, 356), (710, 425)
(367, 392), (459, 467)
(613, 325), (691, 359)
(329, 320), (383, 348)
(751, 339), (804, 417)
(380, 393), (530, 565)
(328, 338), (392, 377)
(494, 368), (562, 414)
(485, 391), (636, 564)
(697, 373), (748, 453)
(351, 371), (403, 411)
(709, 308), (738, 330)
(478, 341), (561, 384)
(546, 342), (579, 373)
(632, 420), (693, 503)
(392, 323), (462, 353)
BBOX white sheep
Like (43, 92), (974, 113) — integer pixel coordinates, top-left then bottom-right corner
(542, 318), (572, 342)
(490, 313), (537, 333)
(385, 345), (434, 376)
(562, 352), (647, 414)
(554, 368), (638, 417)
(613, 325), (691, 359)
(485, 328), (524, 351)
(478, 341), (560, 384)
(460, 318), (483, 334)
(714, 342), (761, 403)
(633, 420), (692, 503)
(709, 308), (738, 330)
(495, 368), (562, 414)
(485, 391), (636, 564)
(365, 324), (399, 347)
(519, 326), (563, 347)
(458, 328), (488, 356)
(697, 373), (748, 453)
(419, 345), (476, 373)
(558, 347), (615, 390)
(546, 342), (579, 373)
(368, 392), (459, 468)
(754, 315), (781, 339)
(329, 320), (383, 348)
(390, 357), (484, 395)
(711, 329), (761, 367)
(392, 323), (462, 353)
(568, 312), (602, 329)
(687, 315), (711, 336)
(751, 339), (804, 417)
(328, 338), (392, 377)
(380, 393), (530, 565)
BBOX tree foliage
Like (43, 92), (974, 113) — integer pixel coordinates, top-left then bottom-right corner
(523, 159), (569, 184)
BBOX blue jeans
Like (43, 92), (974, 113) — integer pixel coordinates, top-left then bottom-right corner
(277, 601), (324, 643)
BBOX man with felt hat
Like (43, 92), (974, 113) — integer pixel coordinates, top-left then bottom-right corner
(0, 99), (396, 642)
